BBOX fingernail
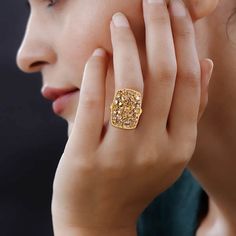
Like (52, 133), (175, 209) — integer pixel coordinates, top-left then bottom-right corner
(171, 0), (186, 17)
(147, 0), (164, 4)
(92, 48), (106, 57)
(206, 59), (214, 84)
(112, 12), (130, 28)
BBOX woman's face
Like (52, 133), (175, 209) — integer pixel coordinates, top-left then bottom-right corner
(17, 0), (146, 135)
(17, 0), (236, 139)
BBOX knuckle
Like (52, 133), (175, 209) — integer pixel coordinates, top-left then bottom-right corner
(81, 94), (102, 109)
(168, 152), (190, 171)
(136, 156), (157, 170)
(177, 28), (193, 38)
(98, 158), (128, 179)
(146, 5), (170, 25)
(175, 24), (194, 38)
(180, 69), (200, 87)
(96, 146), (130, 178)
(158, 66), (177, 81)
(174, 131), (197, 164)
(149, 60), (177, 82)
(136, 147), (159, 168)
(61, 152), (96, 174)
(177, 149), (195, 166)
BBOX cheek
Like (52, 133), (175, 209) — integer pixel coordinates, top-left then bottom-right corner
(51, 0), (145, 85)
(54, 9), (112, 76)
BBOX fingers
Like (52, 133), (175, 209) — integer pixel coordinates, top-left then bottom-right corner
(106, 13), (144, 139)
(110, 13), (144, 92)
(66, 49), (109, 154)
(141, 0), (177, 131)
(198, 58), (214, 122)
(167, 0), (201, 139)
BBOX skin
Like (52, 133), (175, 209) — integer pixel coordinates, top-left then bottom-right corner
(16, 0), (236, 235)
(190, 0), (236, 234)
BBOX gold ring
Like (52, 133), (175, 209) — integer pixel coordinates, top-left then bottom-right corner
(110, 88), (143, 130)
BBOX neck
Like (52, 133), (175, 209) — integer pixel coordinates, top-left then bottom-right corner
(189, 108), (236, 234)
(196, 198), (236, 236)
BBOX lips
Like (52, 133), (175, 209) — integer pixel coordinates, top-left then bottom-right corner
(41, 86), (80, 115)
(41, 86), (79, 101)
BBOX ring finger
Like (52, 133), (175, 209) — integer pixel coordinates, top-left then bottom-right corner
(106, 12), (144, 141)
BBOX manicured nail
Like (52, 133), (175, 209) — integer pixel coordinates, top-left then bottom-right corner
(147, 0), (164, 4)
(112, 12), (130, 28)
(171, 0), (186, 17)
(92, 48), (106, 57)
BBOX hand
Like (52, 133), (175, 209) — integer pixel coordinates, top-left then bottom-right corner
(51, 0), (213, 234)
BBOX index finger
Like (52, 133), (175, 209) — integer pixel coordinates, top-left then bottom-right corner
(66, 49), (109, 155)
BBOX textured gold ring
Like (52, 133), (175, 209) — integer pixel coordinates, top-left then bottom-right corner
(110, 88), (143, 130)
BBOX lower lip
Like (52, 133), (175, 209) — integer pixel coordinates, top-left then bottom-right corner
(52, 90), (80, 115)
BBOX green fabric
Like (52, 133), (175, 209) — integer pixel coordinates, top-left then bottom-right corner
(136, 170), (206, 236)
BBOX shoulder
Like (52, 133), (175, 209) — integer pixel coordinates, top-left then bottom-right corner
(137, 170), (207, 236)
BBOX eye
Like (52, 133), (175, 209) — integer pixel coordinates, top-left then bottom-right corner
(25, 1), (58, 9)
(48, 0), (58, 7)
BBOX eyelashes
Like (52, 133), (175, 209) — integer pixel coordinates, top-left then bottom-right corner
(25, 0), (58, 9)
(48, 0), (58, 7)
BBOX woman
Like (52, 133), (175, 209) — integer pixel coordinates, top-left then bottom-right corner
(17, 0), (236, 235)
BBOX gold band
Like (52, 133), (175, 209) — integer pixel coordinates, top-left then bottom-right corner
(110, 88), (143, 130)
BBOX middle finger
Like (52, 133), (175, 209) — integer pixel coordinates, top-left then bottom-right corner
(141, 0), (177, 131)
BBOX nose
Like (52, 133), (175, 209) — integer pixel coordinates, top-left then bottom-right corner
(16, 17), (56, 73)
